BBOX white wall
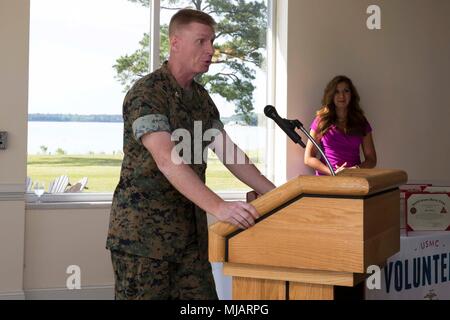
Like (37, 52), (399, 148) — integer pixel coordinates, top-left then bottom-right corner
(284, 0), (450, 183)
(24, 206), (114, 291)
(0, 0), (29, 299)
(0, 0), (29, 183)
(0, 201), (25, 297)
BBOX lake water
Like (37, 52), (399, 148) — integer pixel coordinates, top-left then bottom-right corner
(28, 122), (267, 155)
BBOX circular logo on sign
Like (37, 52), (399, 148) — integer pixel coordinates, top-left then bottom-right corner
(410, 207), (417, 214)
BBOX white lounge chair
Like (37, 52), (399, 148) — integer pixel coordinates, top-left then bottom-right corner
(26, 176), (33, 192)
(48, 175), (70, 193)
(65, 177), (88, 193)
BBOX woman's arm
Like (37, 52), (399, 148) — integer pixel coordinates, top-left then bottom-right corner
(304, 129), (333, 175)
(360, 132), (377, 168)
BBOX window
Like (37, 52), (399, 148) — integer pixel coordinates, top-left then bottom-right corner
(27, 0), (273, 198)
(27, 0), (150, 194)
(155, 0), (272, 192)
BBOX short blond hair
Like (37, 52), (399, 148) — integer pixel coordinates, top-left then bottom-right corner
(169, 9), (216, 37)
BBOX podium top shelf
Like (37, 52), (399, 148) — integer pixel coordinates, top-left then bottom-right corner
(268, 168), (407, 197)
(209, 169), (407, 237)
(318, 168), (408, 196)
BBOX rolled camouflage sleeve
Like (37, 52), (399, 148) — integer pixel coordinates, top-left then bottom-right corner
(132, 114), (171, 142)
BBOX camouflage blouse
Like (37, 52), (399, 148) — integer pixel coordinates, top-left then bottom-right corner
(106, 62), (223, 262)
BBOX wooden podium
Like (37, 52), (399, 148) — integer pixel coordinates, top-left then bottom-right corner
(209, 169), (407, 300)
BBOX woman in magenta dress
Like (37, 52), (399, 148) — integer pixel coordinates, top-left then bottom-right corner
(304, 75), (377, 175)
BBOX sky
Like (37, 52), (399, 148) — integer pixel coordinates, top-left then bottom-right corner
(29, 0), (149, 115)
(28, 0), (267, 117)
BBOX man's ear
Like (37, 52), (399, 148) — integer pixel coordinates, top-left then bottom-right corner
(170, 35), (180, 52)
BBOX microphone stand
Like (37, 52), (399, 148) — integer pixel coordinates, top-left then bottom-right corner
(289, 119), (336, 176)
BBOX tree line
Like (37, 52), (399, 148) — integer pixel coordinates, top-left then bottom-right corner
(28, 114), (123, 123)
(28, 113), (257, 125)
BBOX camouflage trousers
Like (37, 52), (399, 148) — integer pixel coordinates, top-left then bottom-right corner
(110, 245), (218, 300)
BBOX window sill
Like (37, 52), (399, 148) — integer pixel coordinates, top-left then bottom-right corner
(25, 192), (112, 210)
(26, 201), (112, 210)
(25, 191), (247, 210)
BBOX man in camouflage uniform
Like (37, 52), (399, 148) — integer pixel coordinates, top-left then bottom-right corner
(106, 9), (276, 300)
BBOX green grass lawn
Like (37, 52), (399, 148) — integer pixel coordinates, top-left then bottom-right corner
(27, 153), (262, 193)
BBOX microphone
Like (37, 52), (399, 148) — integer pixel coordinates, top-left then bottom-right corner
(264, 105), (305, 147)
(264, 104), (336, 176)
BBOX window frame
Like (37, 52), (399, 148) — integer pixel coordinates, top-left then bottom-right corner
(26, 0), (278, 205)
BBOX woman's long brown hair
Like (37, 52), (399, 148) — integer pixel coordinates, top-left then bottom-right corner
(316, 75), (367, 136)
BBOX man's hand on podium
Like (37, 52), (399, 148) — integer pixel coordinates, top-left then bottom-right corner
(214, 200), (260, 230)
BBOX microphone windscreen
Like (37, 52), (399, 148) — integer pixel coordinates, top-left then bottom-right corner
(264, 105), (276, 117)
